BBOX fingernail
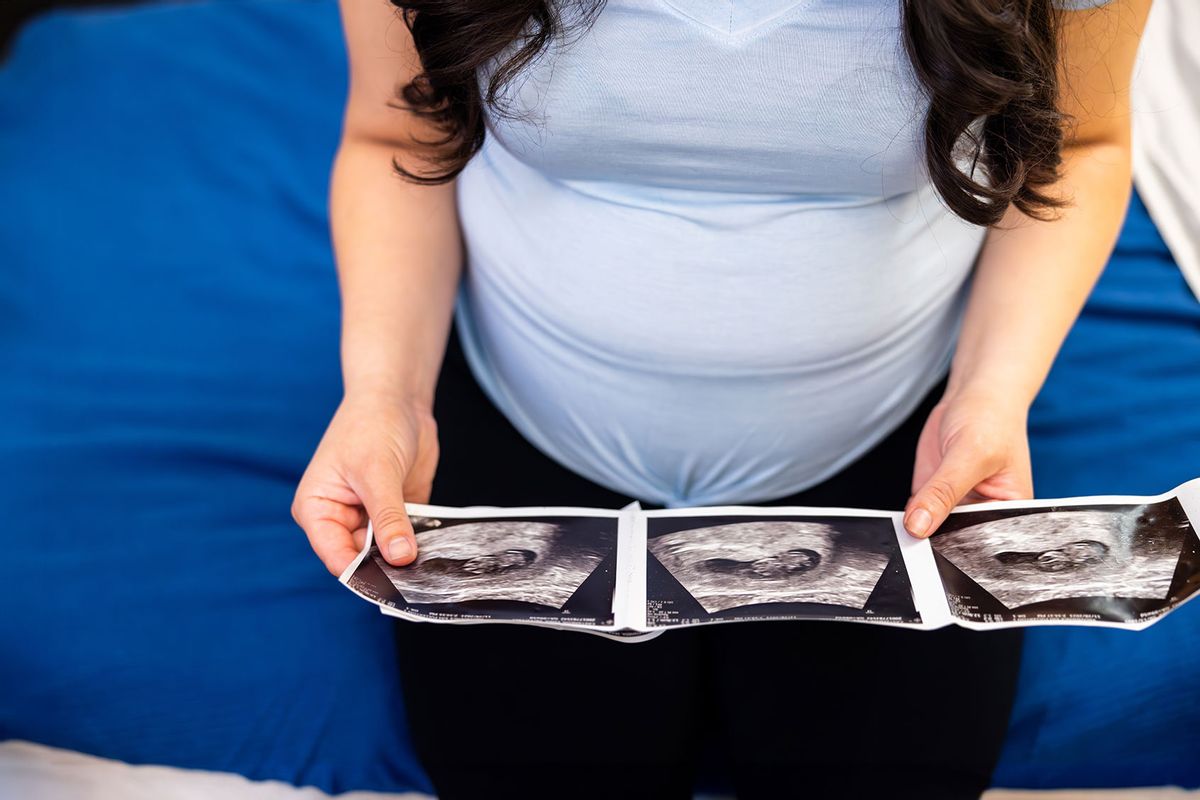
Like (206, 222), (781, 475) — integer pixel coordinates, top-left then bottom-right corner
(388, 537), (413, 562)
(907, 508), (932, 538)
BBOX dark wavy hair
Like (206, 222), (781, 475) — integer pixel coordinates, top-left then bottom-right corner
(388, 0), (1067, 227)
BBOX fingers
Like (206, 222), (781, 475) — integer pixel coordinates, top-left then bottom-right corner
(352, 525), (369, 553)
(292, 495), (369, 576)
(356, 456), (419, 566)
(904, 442), (999, 540)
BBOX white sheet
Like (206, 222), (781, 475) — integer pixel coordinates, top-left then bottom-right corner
(2, 740), (1198, 799)
(0, 741), (430, 800)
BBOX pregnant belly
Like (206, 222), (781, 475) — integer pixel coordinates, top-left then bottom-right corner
(457, 275), (964, 507)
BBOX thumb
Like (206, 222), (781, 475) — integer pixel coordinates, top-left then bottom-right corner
(905, 444), (995, 539)
(356, 460), (418, 566)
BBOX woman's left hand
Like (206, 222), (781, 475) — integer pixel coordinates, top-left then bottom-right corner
(904, 388), (1034, 539)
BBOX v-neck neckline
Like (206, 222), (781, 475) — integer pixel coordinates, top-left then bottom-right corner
(654, 0), (815, 37)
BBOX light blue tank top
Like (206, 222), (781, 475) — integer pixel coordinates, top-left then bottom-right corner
(453, 0), (1101, 508)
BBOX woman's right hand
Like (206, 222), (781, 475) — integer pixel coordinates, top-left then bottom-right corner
(291, 391), (439, 577)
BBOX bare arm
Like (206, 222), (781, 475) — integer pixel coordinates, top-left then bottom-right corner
(293, 0), (462, 574)
(905, 0), (1153, 538)
(334, 0), (462, 406)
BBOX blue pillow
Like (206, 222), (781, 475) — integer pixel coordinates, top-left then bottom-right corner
(0, 0), (428, 792)
(996, 190), (1200, 788)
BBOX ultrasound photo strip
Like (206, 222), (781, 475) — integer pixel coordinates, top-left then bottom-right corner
(339, 505), (633, 634)
(339, 477), (1200, 637)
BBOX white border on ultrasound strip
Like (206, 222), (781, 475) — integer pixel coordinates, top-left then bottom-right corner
(939, 477), (1200, 517)
(405, 501), (626, 520)
(375, 603), (665, 642)
(892, 515), (955, 631)
(614, 503), (648, 631)
(337, 520), (391, 614)
(640, 503), (901, 521)
(374, 601), (603, 632)
(936, 476), (1200, 632)
(338, 519), (377, 586)
(637, 610), (935, 633)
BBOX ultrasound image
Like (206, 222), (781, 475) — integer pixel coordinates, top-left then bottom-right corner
(648, 519), (892, 613)
(932, 501), (1191, 611)
(370, 517), (614, 609)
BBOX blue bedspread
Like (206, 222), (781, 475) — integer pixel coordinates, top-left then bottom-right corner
(0, 0), (1196, 791)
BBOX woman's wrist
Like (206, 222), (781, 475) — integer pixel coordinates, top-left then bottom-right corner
(341, 378), (435, 413)
(339, 323), (448, 413)
(939, 370), (1034, 424)
(943, 352), (1043, 415)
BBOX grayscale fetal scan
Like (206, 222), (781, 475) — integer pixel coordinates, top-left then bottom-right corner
(647, 519), (891, 613)
(371, 518), (611, 608)
(932, 502), (1191, 610)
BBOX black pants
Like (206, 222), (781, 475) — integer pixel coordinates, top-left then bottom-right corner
(394, 330), (1024, 800)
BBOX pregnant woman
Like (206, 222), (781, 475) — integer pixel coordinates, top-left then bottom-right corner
(293, 0), (1149, 796)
